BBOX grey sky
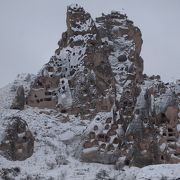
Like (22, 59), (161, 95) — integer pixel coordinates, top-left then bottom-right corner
(0, 0), (179, 88)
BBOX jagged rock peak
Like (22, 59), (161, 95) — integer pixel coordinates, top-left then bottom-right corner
(66, 4), (95, 33)
(67, 4), (86, 12)
(27, 4), (143, 116)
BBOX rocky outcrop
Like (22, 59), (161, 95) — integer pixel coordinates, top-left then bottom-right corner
(80, 78), (180, 166)
(10, 85), (25, 110)
(0, 167), (20, 180)
(27, 5), (143, 118)
(26, 4), (180, 167)
(0, 116), (34, 161)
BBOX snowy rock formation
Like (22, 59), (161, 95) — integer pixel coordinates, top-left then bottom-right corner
(0, 4), (180, 179)
(27, 4), (143, 117)
(10, 85), (25, 110)
(25, 4), (180, 167)
(0, 116), (34, 161)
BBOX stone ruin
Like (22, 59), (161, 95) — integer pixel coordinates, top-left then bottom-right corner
(25, 4), (180, 167)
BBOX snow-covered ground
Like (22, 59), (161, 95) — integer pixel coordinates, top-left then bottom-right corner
(0, 75), (180, 179)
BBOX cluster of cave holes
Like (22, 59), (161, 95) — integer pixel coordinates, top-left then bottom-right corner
(165, 127), (180, 157)
(59, 80), (66, 93)
(116, 64), (129, 72)
(83, 117), (123, 151)
(46, 56), (63, 71)
(34, 90), (58, 104)
(49, 53), (82, 77)
(123, 100), (133, 107)
(48, 48), (83, 74)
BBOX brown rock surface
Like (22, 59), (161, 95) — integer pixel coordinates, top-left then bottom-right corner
(0, 116), (34, 161)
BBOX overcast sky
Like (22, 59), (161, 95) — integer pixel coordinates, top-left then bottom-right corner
(0, 0), (180, 87)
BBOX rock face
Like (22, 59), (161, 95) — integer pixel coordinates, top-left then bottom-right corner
(0, 116), (34, 161)
(10, 85), (25, 110)
(26, 4), (180, 167)
(27, 5), (143, 117)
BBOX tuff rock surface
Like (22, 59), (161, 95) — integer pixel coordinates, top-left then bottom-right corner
(10, 85), (25, 110)
(24, 4), (180, 167)
(0, 116), (34, 161)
